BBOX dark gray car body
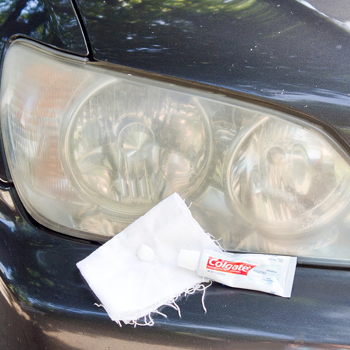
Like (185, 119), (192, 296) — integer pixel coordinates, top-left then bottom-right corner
(0, 0), (350, 348)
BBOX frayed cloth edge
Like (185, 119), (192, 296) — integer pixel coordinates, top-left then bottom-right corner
(94, 281), (212, 327)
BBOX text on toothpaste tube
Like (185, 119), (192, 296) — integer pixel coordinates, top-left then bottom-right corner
(206, 257), (256, 276)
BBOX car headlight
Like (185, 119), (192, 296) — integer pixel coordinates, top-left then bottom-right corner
(2, 40), (350, 265)
(62, 78), (213, 220)
(224, 117), (350, 236)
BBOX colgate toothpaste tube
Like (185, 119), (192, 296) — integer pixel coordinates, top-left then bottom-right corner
(177, 249), (297, 298)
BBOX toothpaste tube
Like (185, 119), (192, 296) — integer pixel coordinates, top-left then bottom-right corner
(177, 249), (297, 298)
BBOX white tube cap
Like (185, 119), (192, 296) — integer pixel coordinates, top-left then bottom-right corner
(177, 249), (201, 271)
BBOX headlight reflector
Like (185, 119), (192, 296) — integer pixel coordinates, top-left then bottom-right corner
(63, 79), (213, 218)
(225, 117), (350, 236)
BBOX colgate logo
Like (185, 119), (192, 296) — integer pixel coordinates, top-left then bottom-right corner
(206, 257), (256, 276)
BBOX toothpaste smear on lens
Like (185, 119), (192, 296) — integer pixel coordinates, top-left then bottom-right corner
(77, 193), (297, 327)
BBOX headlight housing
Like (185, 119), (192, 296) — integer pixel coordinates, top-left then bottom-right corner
(2, 40), (350, 265)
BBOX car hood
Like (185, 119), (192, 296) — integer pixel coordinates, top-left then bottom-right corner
(76, 0), (350, 144)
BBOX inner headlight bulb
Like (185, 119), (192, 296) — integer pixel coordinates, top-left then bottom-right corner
(62, 80), (214, 220)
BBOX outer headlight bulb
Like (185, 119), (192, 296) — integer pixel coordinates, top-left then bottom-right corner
(224, 117), (350, 236)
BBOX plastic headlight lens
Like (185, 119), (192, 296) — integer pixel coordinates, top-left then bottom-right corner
(63, 79), (212, 217)
(225, 117), (350, 235)
(2, 40), (350, 265)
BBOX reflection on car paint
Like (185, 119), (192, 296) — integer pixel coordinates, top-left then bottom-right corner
(76, 0), (350, 146)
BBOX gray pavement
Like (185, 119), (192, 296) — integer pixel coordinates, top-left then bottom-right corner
(306, 0), (350, 23)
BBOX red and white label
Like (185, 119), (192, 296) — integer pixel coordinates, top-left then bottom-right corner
(206, 257), (256, 276)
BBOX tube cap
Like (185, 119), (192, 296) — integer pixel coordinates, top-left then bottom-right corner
(177, 249), (201, 271)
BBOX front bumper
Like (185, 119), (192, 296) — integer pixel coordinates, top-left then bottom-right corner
(0, 186), (350, 349)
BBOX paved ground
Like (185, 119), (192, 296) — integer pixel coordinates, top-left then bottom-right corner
(306, 0), (350, 23)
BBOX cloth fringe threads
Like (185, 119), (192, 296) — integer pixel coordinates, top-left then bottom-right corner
(96, 281), (212, 327)
(77, 193), (222, 328)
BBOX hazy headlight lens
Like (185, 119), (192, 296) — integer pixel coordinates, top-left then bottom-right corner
(3, 40), (350, 266)
(225, 118), (350, 235)
(1, 41), (213, 239)
(63, 80), (213, 217)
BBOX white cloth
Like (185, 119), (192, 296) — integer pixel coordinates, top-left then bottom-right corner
(77, 193), (220, 325)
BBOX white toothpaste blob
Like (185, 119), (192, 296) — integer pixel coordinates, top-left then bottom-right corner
(137, 244), (157, 262)
(178, 248), (297, 298)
